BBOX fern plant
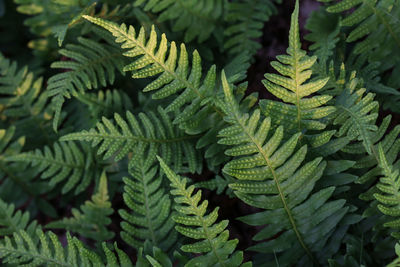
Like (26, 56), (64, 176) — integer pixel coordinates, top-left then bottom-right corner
(2, 0), (400, 266)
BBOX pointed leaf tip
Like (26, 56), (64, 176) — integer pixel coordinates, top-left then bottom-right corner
(289, 0), (301, 51)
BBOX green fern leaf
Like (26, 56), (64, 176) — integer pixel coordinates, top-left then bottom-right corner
(46, 172), (114, 242)
(6, 140), (100, 195)
(224, 0), (277, 57)
(259, 0), (335, 147)
(321, 0), (400, 44)
(0, 229), (133, 266)
(135, 0), (224, 42)
(157, 156), (250, 267)
(47, 32), (125, 130)
(218, 70), (348, 265)
(60, 107), (201, 173)
(119, 154), (176, 251)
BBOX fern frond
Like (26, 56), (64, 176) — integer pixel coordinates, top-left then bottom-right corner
(218, 71), (348, 265)
(0, 229), (133, 266)
(374, 144), (400, 239)
(157, 156), (250, 267)
(321, 0), (400, 44)
(82, 16), (221, 134)
(135, 0), (224, 42)
(48, 32), (125, 130)
(333, 72), (379, 155)
(224, 0), (277, 57)
(46, 172), (113, 242)
(119, 154), (176, 251)
(61, 107), (201, 173)
(319, 0), (400, 88)
(6, 140), (100, 195)
(0, 198), (39, 237)
(259, 1), (335, 147)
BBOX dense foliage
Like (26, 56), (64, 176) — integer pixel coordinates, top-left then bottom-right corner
(1, 0), (400, 266)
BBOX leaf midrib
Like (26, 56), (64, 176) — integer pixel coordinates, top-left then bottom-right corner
(231, 109), (315, 261)
(110, 23), (224, 118)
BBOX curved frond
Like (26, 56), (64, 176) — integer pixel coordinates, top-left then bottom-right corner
(119, 154), (176, 251)
(157, 156), (250, 267)
(6, 141), (100, 195)
(218, 71), (348, 265)
(259, 1), (335, 148)
(60, 107), (201, 173)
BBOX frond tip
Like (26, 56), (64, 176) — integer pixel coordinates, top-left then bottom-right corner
(260, 0), (335, 148)
(157, 156), (250, 267)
